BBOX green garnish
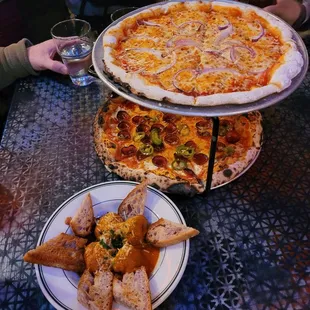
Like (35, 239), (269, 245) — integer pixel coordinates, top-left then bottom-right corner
(176, 145), (195, 159)
(172, 159), (187, 170)
(139, 144), (154, 156)
(224, 146), (235, 156)
(177, 124), (190, 136)
(150, 128), (163, 146)
(133, 132), (145, 142)
(99, 239), (111, 249)
(110, 230), (124, 249)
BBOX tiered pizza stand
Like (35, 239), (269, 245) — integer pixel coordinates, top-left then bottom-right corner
(92, 1), (309, 194)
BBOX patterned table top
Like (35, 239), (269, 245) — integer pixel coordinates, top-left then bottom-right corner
(0, 39), (309, 309)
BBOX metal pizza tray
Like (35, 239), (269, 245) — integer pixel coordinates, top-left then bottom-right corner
(92, 0), (309, 117)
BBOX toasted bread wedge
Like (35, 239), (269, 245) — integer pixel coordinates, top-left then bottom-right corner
(77, 269), (94, 308)
(69, 193), (95, 237)
(113, 266), (151, 310)
(88, 270), (114, 310)
(118, 180), (148, 220)
(146, 218), (199, 247)
(23, 233), (87, 272)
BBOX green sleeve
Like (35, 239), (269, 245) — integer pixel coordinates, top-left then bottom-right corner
(0, 39), (39, 90)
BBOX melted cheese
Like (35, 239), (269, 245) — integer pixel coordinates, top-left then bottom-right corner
(112, 3), (286, 96)
(101, 101), (260, 184)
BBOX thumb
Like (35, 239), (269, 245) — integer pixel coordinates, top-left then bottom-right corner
(264, 5), (278, 14)
(45, 59), (69, 75)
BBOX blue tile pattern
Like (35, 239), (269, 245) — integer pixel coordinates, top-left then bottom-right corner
(0, 36), (309, 309)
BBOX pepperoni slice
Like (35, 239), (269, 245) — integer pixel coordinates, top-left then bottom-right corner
(183, 168), (197, 179)
(152, 155), (167, 167)
(118, 130), (131, 140)
(116, 110), (130, 121)
(225, 130), (240, 144)
(139, 106), (150, 111)
(151, 123), (165, 133)
(141, 135), (151, 144)
(193, 153), (208, 165)
(220, 119), (233, 127)
(125, 101), (136, 110)
(217, 142), (226, 152)
(136, 123), (150, 133)
(163, 113), (180, 123)
(132, 115), (145, 125)
(136, 150), (148, 161)
(185, 140), (197, 151)
(118, 121), (131, 130)
(164, 123), (178, 135)
(153, 144), (165, 152)
(164, 134), (180, 145)
(121, 145), (137, 157)
(198, 131), (211, 138)
(196, 119), (212, 131)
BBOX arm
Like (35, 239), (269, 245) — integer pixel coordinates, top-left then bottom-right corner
(0, 39), (68, 90)
(0, 39), (37, 90)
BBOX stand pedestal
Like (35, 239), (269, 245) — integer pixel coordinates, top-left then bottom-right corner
(205, 117), (219, 193)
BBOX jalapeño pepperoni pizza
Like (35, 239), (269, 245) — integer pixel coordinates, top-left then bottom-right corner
(93, 96), (262, 195)
(102, 1), (303, 106)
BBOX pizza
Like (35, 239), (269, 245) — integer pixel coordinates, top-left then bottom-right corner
(102, 1), (304, 106)
(93, 96), (262, 196)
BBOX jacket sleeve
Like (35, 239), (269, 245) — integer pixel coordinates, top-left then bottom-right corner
(0, 39), (39, 90)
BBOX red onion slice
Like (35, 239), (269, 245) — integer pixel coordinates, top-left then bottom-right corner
(215, 24), (233, 45)
(152, 52), (177, 75)
(251, 21), (265, 42)
(137, 20), (162, 27)
(199, 67), (241, 76)
(125, 48), (163, 58)
(229, 45), (256, 63)
(230, 47), (237, 63)
(173, 38), (204, 51)
(172, 68), (198, 92)
(218, 18), (230, 30)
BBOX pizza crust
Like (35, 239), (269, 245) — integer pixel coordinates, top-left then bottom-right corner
(103, 1), (304, 106)
(212, 147), (259, 188)
(93, 102), (263, 195)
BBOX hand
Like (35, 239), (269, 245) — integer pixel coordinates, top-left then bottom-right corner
(27, 39), (69, 75)
(264, 0), (302, 25)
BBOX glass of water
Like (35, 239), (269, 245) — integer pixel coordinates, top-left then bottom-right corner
(51, 19), (95, 86)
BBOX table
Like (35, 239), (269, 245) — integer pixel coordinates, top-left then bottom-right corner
(1, 39), (309, 309)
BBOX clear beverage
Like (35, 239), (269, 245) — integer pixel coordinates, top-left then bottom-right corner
(59, 41), (94, 86)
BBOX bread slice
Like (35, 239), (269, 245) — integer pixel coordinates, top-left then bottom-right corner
(23, 233), (87, 272)
(88, 270), (114, 310)
(118, 180), (148, 220)
(113, 266), (151, 310)
(77, 269), (94, 308)
(146, 218), (199, 247)
(69, 193), (95, 237)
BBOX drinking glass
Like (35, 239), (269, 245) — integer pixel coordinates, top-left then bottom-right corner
(110, 7), (138, 22)
(51, 19), (96, 86)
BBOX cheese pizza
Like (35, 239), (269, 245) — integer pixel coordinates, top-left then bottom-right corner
(93, 96), (262, 196)
(102, 1), (304, 106)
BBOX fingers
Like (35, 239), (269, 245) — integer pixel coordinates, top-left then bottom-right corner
(45, 59), (69, 75)
(264, 5), (278, 14)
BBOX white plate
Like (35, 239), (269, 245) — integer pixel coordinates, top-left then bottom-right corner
(35, 181), (190, 310)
